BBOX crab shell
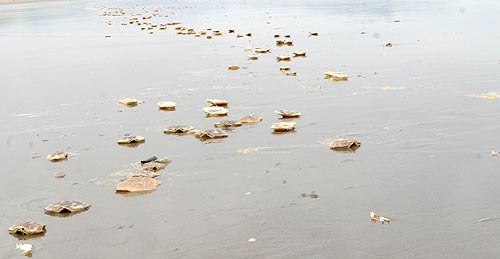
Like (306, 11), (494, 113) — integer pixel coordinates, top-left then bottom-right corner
(8, 221), (46, 235)
(203, 107), (228, 116)
(324, 71), (348, 81)
(293, 51), (306, 57)
(44, 201), (91, 214)
(276, 55), (291, 61)
(196, 129), (228, 139)
(228, 65), (240, 70)
(275, 109), (301, 118)
(239, 115), (263, 123)
(118, 98), (139, 106)
(280, 66), (291, 71)
(309, 32), (318, 36)
(255, 48), (270, 53)
(285, 71), (297, 76)
(158, 101), (176, 110)
(46, 151), (68, 161)
(206, 99), (229, 106)
(248, 55), (259, 60)
(271, 121), (297, 132)
(329, 138), (361, 150)
(117, 135), (145, 144)
(116, 177), (161, 192)
(163, 125), (195, 134)
(214, 120), (243, 128)
(126, 171), (160, 179)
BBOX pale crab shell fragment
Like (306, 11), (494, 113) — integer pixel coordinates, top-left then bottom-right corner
(280, 66), (291, 71)
(228, 65), (240, 70)
(238, 115), (263, 123)
(158, 101), (176, 110)
(248, 55), (259, 60)
(293, 51), (306, 57)
(276, 55), (291, 61)
(214, 120), (243, 128)
(118, 98), (139, 106)
(116, 177), (161, 192)
(117, 135), (145, 144)
(271, 121), (297, 132)
(206, 99), (229, 106)
(329, 138), (361, 150)
(163, 125), (195, 134)
(16, 243), (33, 256)
(255, 48), (271, 53)
(324, 71), (348, 81)
(275, 109), (301, 118)
(44, 200), (91, 214)
(196, 129), (229, 139)
(46, 151), (68, 161)
(203, 106), (228, 116)
(370, 211), (390, 223)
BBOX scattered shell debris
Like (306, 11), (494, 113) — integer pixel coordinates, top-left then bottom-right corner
(239, 115), (263, 123)
(228, 65), (240, 70)
(329, 138), (361, 151)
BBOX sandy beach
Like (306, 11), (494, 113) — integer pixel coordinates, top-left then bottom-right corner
(2, 0), (500, 258)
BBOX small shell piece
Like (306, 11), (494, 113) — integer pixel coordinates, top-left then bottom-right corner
(293, 51), (306, 57)
(206, 99), (229, 106)
(116, 177), (161, 192)
(196, 129), (228, 139)
(203, 106), (228, 116)
(126, 171), (160, 179)
(228, 65), (240, 70)
(54, 172), (65, 178)
(44, 201), (91, 214)
(276, 55), (291, 61)
(163, 125), (195, 134)
(329, 138), (361, 150)
(158, 101), (176, 110)
(248, 55), (259, 60)
(275, 109), (301, 118)
(280, 66), (291, 71)
(324, 71), (348, 81)
(214, 120), (242, 128)
(239, 115), (263, 123)
(243, 46), (252, 51)
(47, 151), (68, 161)
(309, 32), (318, 36)
(142, 161), (167, 172)
(276, 39), (286, 45)
(8, 221), (46, 235)
(285, 71), (297, 76)
(255, 48), (271, 53)
(384, 42), (393, 47)
(118, 98), (139, 106)
(273, 34), (280, 38)
(16, 243), (33, 256)
(370, 211), (390, 223)
(117, 135), (145, 144)
(271, 121), (297, 132)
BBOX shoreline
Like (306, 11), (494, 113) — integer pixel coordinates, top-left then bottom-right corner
(0, 0), (60, 5)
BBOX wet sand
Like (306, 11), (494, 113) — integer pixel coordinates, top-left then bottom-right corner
(2, 0), (500, 258)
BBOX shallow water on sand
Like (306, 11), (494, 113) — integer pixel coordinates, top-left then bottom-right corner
(2, 0), (500, 258)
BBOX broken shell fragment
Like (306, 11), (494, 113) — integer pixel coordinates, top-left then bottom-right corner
(309, 32), (318, 36)
(16, 243), (32, 256)
(384, 42), (393, 47)
(239, 115), (263, 123)
(276, 39), (286, 45)
(248, 55), (259, 60)
(246, 32), (252, 37)
(280, 66), (291, 71)
(276, 55), (291, 61)
(54, 172), (66, 178)
(206, 99), (229, 106)
(293, 51), (306, 57)
(275, 109), (301, 118)
(196, 129), (228, 139)
(203, 106), (228, 116)
(248, 238), (257, 243)
(116, 177), (161, 192)
(158, 101), (176, 110)
(118, 98), (139, 106)
(255, 48), (271, 53)
(126, 171), (160, 179)
(163, 125), (195, 134)
(214, 120), (242, 128)
(329, 138), (361, 151)
(285, 71), (297, 76)
(142, 161), (167, 172)
(324, 71), (348, 81)
(47, 151), (68, 161)
(8, 221), (46, 235)
(228, 65), (240, 70)
(44, 201), (91, 214)
(243, 46), (252, 51)
(370, 211), (390, 224)
(117, 135), (145, 144)
(228, 29), (235, 33)
(274, 34), (280, 38)
(271, 121), (297, 132)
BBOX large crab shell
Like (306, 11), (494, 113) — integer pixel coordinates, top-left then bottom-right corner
(46, 151), (68, 161)
(163, 125), (195, 134)
(116, 177), (161, 192)
(117, 135), (145, 144)
(329, 138), (361, 150)
(8, 221), (46, 235)
(196, 129), (228, 139)
(214, 120), (242, 128)
(275, 109), (301, 118)
(271, 121), (297, 132)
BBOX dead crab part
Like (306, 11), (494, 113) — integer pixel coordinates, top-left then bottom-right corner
(118, 98), (139, 107)
(370, 211), (390, 223)
(276, 55), (291, 61)
(44, 201), (91, 214)
(293, 51), (306, 57)
(384, 42), (393, 47)
(309, 32), (319, 36)
(126, 171), (160, 179)
(158, 101), (176, 110)
(8, 221), (46, 235)
(206, 99), (229, 106)
(271, 121), (297, 132)
(163, 125), (195, 134)
(196, 129), (228, 139)
(248, 55), (259, 60)
(214, 120), (243, 128)
(238, 115), (263, 123)
(324, 71), (348, 81)
(228, 65), (240, 70)
(280, 66), (291, 71)
(285, 71), (297, 76)
(117, 135), (145, 144)
(275, 109), (301, 118)
(255, 48), (270, 53)
(203, 106), (228, 116)
(116, 177), (161, 192)
(329, 138), (361, 151)
(142, 161), (167, 172)
(46, 151), (67, 161)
